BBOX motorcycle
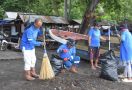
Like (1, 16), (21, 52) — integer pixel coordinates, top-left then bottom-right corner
(0, 32), (9, 51)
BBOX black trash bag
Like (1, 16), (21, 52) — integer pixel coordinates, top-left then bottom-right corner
(100, 50), (119, 81)
(50, 54), (63, 75)
(116, 56), (125, 75)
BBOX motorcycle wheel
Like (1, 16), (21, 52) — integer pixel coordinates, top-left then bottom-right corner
(1, 42), (8, 51)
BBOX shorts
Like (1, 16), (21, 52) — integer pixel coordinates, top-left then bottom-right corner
(22, 47), (36, 70)
(89, 46), (100, 60)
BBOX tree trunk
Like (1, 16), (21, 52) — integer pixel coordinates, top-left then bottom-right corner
(64, 0), (68, 20)
(68, 0), (71, 19)
(80, 0), (100, 34)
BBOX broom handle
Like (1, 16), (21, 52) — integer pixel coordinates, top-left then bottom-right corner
(108, 23), (111, 50)
(43, 28), (47, 54)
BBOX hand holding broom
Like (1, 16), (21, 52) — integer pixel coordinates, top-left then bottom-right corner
(39, 28), (55, 80)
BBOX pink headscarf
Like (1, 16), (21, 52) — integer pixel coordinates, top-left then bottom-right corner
(120, 24), (128, 32)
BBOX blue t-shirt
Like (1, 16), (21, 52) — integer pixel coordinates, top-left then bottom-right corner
(57, 44), (76, 59)
(20, 25), (43, 50)
(88, 27), (101, 47)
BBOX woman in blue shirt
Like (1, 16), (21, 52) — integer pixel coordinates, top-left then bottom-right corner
(88, 22), (106, 70)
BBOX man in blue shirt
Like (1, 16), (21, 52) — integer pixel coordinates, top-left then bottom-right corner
(21, 18), (44, 81)
(57, 39), (80, 73)
(88, 22), (106, 70)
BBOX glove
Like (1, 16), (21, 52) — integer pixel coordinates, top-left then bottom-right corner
(64, 58), (69, 61)
(71, 56), (74, 59)
(62, 49), (68, 53)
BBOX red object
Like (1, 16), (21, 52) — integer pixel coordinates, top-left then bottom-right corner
(64, 58), (68, 61)
(50, 29), (89, 40)
(63, 49), (68, 53)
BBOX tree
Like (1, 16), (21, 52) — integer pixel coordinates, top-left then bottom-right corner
(0, 0), (132, 27)
(79, 0), (124, 34)
(64, 0), (68, 19)
(80, 0), (100, 34)
(0, 6), (4, 18)
(51, 0), (60, 16)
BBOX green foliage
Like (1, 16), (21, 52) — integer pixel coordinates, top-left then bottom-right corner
(0, 0), (132, 22)
(70, 0), (88, 19)
(2, 0), (22, 11)
(99, 0), (132, 21)
(0, 6), (4, 18)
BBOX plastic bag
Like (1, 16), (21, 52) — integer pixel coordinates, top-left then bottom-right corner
(51, 54), (63, 75)
(100, 50), (119, 81)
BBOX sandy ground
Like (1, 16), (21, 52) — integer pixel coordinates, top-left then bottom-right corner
(0, 36), (130, 90)
(0, 47), (132, 90)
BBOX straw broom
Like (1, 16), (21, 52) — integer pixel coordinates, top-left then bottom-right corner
(39, 28), (55, 80)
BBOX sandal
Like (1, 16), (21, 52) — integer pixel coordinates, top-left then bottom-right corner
(32, 74), (39, 78)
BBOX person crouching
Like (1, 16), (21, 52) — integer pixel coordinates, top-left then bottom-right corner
(57, 39), (80, 73)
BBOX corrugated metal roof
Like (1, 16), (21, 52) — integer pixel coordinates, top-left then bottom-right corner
(19, 15), (69, 24)
(3, 18), (15, 21)
(68, 19), (81, 25)
(5, 12), (35, 19)
(73, 19), (82, 24)
(4, 12), (69, 24)
(4, 12), (18, 19)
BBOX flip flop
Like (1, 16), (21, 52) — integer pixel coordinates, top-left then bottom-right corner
(122, 78), (132, 82)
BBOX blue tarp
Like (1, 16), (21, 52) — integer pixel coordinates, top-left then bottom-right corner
(0, 20), (14, 25)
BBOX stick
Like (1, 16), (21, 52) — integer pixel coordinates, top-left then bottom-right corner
(108, 23), (111, 50)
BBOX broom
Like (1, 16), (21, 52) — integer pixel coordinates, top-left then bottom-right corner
(39, 28), (55, 80)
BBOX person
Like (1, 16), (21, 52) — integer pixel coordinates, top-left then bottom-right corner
(88, 22), (107, 70)
(117, 24), (132, 82)
(57, 39), (80, 73)
(20, 18), (44, 81)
